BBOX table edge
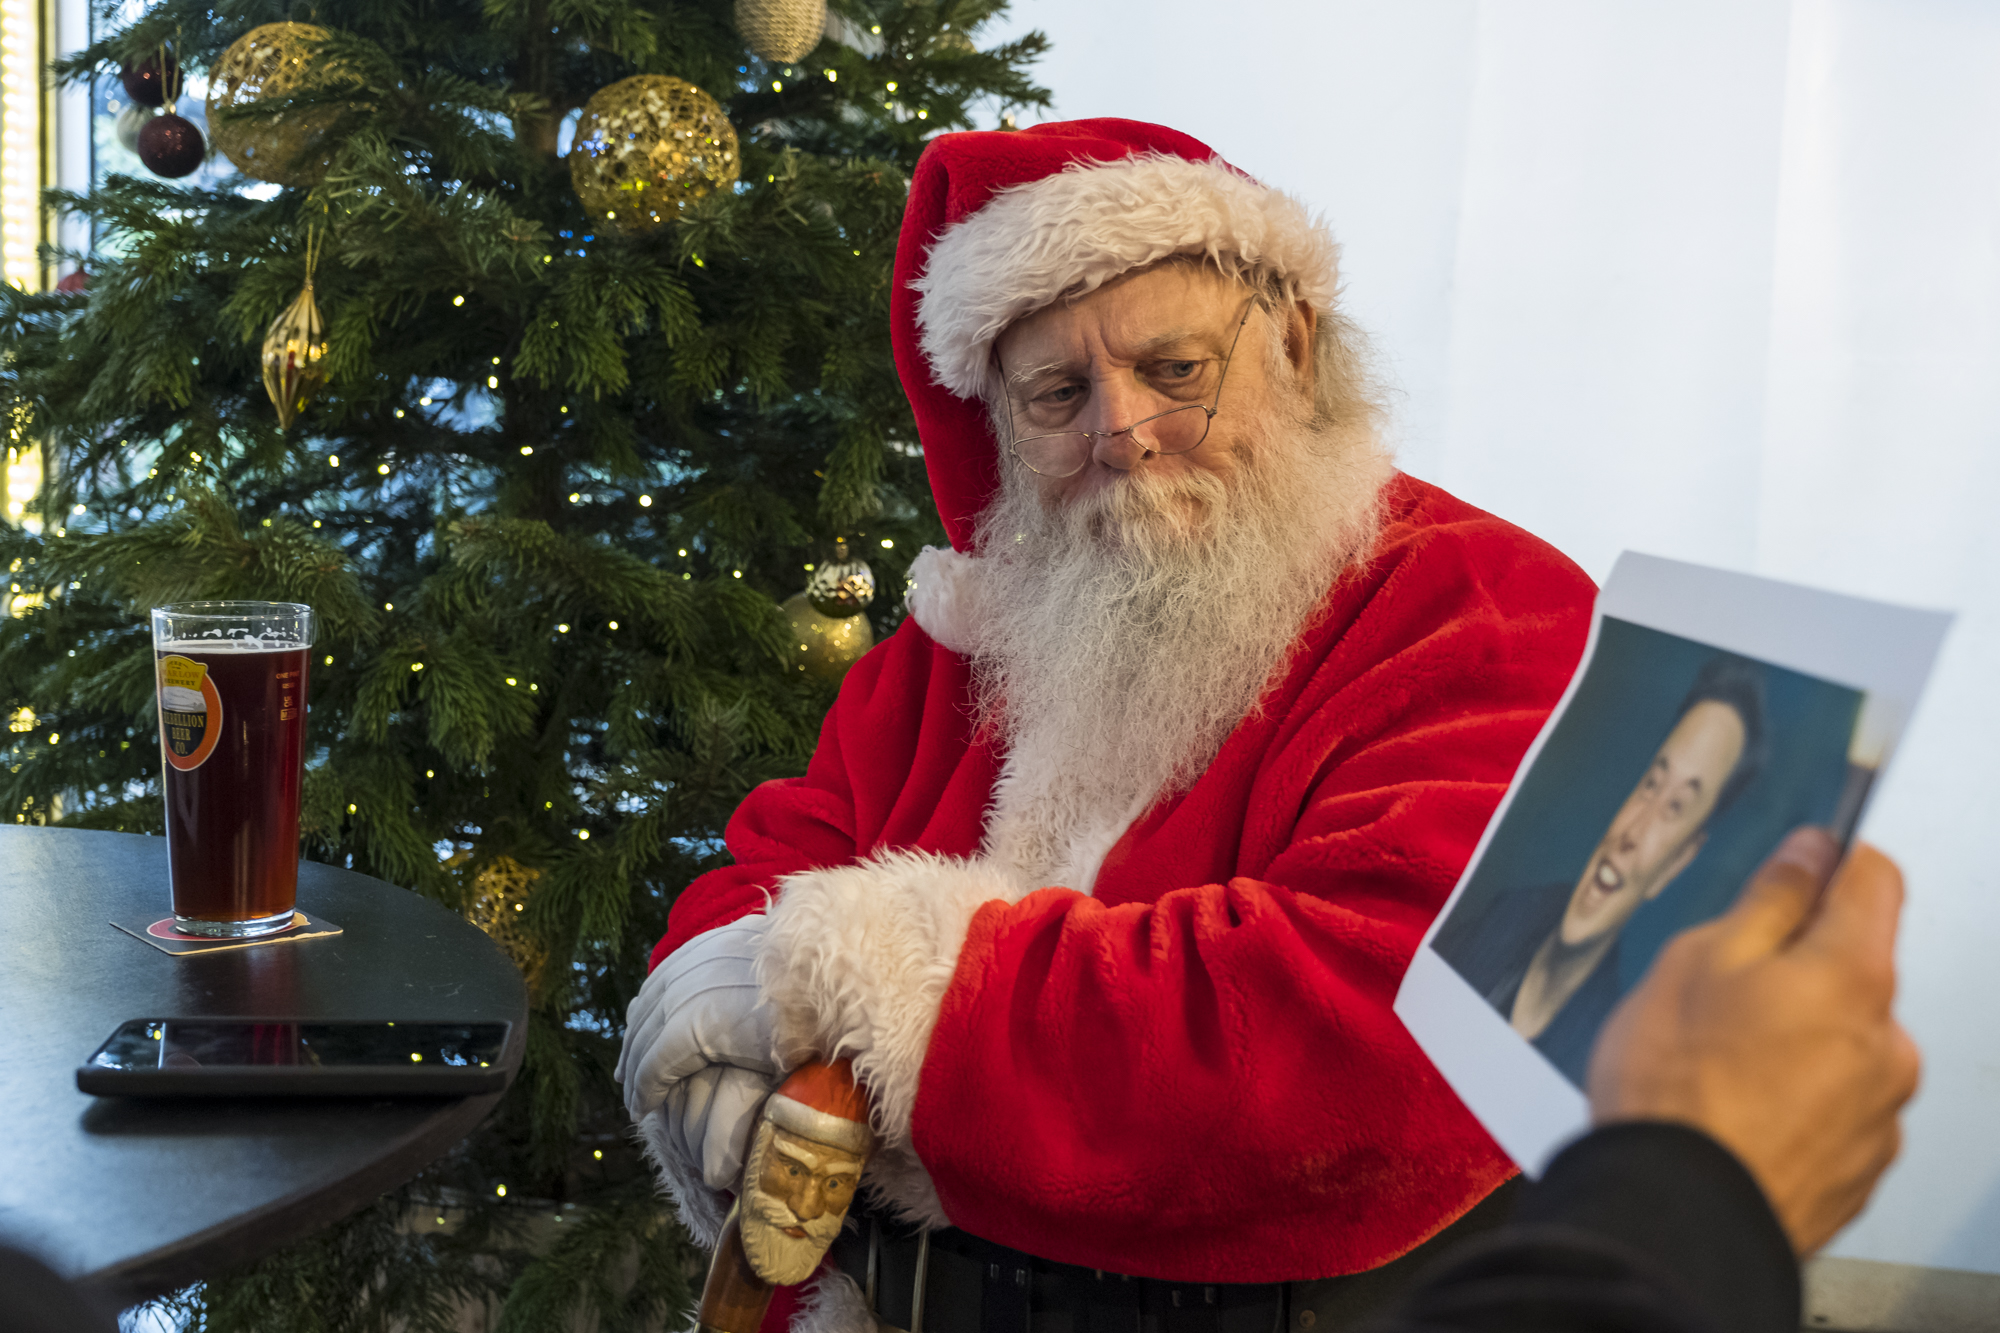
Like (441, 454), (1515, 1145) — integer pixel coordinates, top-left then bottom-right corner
(81, 1085), (510, 1307)
(17, 826), (534, 1306)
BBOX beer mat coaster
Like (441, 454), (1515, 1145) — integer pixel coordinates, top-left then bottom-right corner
(111, 910), (343, 956)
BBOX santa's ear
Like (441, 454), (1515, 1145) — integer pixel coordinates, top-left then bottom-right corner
(1285, 299), (1317, 385)
(1648, 832), (1707, 900)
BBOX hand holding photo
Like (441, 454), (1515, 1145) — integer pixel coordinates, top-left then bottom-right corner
(1396, 553), (1949, 1174)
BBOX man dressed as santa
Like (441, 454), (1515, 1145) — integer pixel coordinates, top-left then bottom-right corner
(615, 119), (1597, 1332)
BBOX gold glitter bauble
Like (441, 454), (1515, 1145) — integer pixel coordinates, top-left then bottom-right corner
(734, 0), (826, 63)
(261, 277), (326, 431)
(206, 22), (341, 185)
(783, 592), (873, 680)
(464, 855), (547, 984)
(805, 539), (876, 618)
(568, 75), (740, 234)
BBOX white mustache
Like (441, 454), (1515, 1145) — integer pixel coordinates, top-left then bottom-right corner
(745, 1187), (843, 1239)
(739, 1184), (847, 1285)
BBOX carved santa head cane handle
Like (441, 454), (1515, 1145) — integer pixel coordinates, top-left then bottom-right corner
(697, 1059), (876, 1333)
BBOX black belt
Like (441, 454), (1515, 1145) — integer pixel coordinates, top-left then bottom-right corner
(829, 1213), (1285, 1333)
(826, 1180), (1519, 1333)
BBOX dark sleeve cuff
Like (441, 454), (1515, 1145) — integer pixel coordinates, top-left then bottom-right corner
(1516, 1121), (1800, 1333)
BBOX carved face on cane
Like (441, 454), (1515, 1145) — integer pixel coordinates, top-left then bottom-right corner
(739, 1122), (867, 1283)
(728, 1060), (876, 1288)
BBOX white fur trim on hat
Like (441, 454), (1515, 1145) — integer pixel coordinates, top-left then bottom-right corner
(755, 849), (1031, 1228)
(904, 544), (983, 655)
(765, 1091), (874, 1155)
(911, 153), (1339, 399)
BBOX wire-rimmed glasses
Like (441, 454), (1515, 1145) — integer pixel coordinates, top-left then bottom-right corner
(1000, 299), (1257, 479)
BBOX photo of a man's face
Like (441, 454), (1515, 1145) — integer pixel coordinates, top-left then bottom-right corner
(1397, 553), (1945, 1176)
(1430, 619), (1859, 1086)
(1560, 699), (1746, 947)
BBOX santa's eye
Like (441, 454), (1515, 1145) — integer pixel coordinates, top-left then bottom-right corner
(785, 1163), (802, 1176)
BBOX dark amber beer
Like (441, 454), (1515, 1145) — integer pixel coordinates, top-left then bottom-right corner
(152, 602), (315, 937)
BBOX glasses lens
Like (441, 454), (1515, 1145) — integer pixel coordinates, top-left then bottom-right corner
(1013, 434), (1092, 478)
(1134, 405), (1212, 456)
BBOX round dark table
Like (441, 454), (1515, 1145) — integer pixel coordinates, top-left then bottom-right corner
(0, 826), (527, 1307)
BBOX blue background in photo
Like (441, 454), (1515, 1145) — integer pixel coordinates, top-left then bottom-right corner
(1438, 616), (1863, 996)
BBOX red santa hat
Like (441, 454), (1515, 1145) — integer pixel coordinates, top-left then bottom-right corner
(890, 119), (1340, 552)
(762, 1057), (874, 1155)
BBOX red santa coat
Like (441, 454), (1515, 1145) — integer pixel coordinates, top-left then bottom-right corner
(652, 472), (1593, 1282)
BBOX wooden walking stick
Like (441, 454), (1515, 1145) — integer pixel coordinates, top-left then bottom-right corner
(696, 1059), (875, 1333)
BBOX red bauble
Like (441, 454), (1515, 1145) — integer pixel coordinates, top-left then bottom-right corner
(119, 53), (180, 108)
(55, 269), (85, 294)
(137, 113), (205, 178)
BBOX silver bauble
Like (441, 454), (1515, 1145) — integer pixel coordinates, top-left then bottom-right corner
(116, 103), (158, 155)
(806, 540), (876, 618)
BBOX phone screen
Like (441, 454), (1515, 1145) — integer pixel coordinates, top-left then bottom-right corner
(87, 1020), (510, 1073)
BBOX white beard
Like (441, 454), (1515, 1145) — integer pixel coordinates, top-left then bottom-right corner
(737, 1123), (848, 1285)
(967, 399), (1392, 891)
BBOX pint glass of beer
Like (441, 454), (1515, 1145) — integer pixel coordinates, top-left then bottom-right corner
(151, 602), (315, 937)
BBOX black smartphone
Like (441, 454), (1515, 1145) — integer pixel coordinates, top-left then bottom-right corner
(76, 1018), (512, 1096)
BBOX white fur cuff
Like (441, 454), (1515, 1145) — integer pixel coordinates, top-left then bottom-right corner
(755, 850), (1029, 1224)
(904, 545), (983, 655)
(791, 1270), (877, 1333)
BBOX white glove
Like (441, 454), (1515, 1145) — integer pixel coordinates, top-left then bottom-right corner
(661, 1062), (777, 1191)
(614, 916), (779, 1191)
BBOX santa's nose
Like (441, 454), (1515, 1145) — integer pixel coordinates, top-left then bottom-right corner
(791, 1183), (829, 1221)
(1081, 380), (1159, 472)
(1090, 430), (1149, 472)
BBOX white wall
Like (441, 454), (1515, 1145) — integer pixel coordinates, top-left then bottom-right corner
(995, 0), (2000, 1281)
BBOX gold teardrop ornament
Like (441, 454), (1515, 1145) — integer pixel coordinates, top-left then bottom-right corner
(261, 278), (326, 431)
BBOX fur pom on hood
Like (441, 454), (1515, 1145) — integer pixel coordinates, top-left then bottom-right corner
(903, 544), (984, 653)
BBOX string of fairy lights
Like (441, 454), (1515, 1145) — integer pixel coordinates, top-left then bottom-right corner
(0, 0), (51, 584)
(0, 0), (42, 294)
(0, 41), (41, 552)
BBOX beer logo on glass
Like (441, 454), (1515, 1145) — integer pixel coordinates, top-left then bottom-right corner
(158, 654), (223, 771)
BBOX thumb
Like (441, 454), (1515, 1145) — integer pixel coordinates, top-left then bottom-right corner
(1714, 827), (1841, 961)
(1797, 842), (1905, 978)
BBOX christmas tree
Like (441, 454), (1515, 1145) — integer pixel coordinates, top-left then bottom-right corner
(0, 0), (1046, 1325)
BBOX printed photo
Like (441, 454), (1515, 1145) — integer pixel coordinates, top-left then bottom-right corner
(1397, 552), (1948, 1174)
(1429, 618), (1866, 1088)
